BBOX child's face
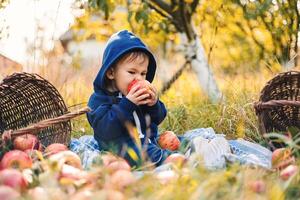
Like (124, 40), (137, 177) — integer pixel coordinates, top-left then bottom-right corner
(106, 55), (149, 95)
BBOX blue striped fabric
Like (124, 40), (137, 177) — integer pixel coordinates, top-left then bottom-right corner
(69, 128), (272, 169)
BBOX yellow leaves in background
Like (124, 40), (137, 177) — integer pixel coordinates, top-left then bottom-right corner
(184, 0), (193, 4)
(128, 0), (142, 12)
(71, 9), (129, 42)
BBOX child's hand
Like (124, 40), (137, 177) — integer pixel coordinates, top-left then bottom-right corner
(145, 84), (158, 106)
(126, 84), (150, 105)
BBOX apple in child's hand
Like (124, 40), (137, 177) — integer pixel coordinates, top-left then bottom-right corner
(127, 79), (151, 94)
(0, 150), (32, 170)
(127, 79), (139, 93)
(272, 148), (295, 169)
(13, 134), (41, 151)
(158, 131), (181, 151)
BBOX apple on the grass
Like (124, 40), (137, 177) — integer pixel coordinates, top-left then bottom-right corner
(271, 148), (295, 169)
(248, 180), (266, 193)
(0, 185), (21, 200)
(158, 131), (181, 151)
(109, 169), (136, 190)
(48, 150), (82, 169)
(0, 150), (33, 170)
(44, 143), (68, 157)
(13, 134), (42, 151)
(106, 159), (131, 173)
(280, 165), (298, 181)
(164, 153), (186, 167)
(0, 169), (28, 191)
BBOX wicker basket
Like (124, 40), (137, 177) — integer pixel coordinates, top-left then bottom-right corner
(0, 72), (90, 147)
(254, 71), (300, 148)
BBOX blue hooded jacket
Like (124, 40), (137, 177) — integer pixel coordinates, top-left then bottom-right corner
(87, 30), (172, 166)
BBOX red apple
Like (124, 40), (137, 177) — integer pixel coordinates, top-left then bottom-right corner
(158, 131), (181, 151)
(109, 170), (136, 190)
(100, 153), (119, 166)
(127, 79), (151, 94)
(27, 187), (48, 200)
(156, 170), (178, 184)
(272, 148), (295, 169)
(25, 149), (43, 162)
(13, 134), (41, 151)
(248, 180), (266, 193)
(0, 169), (28, 191)
(280, 165), (298, 181)
(164, 153), (186, 167)
(127, 79), (139, 93)
(59, 164), (88, 183)
(71, 189), (93, 200)
(44, 143), (68, 157)
(106, 160), (131, 174)
(0, 150), (32, 170)
(0, 185), (21, 200)
(48, 150), (82, 169)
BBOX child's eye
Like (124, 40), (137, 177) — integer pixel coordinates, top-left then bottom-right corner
(142, 73), (147, 76)
(128, 71), (135, 74)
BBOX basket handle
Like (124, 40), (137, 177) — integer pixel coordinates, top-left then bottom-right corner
(254, 100), (300, 111)
(4, 107), (91, 138)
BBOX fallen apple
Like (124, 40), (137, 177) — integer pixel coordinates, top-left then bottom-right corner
(109, 170), (136, 190)
(97, 189), (125, 200)
(100, 153), (119, 166)
(158, 131), (181, 151)
(59, 164), (88, 182)
(106, 159), (131, 173)
(0, 150), (32, 170)
(164, 153), (186, 167)
(71, 189), (93, 200)
(156, 170), (178, 184)
(13, 134), (42, 151)
(48, 150), (82, 169)
(272, 148), (295, 169)
(0, 185), (21, 200)
(44, 143), (68, 157)
(24, 149), (43, 162)
(248, 180), (266, 193)
(0, 169), (28, 191)
(27, 187), (48, 200)
(280, 165), (298, 181)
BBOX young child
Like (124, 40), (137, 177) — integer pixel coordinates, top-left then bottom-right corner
(87, 30), (175, 166)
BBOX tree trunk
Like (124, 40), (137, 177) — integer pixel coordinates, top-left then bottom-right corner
(181, 34), (223, 103)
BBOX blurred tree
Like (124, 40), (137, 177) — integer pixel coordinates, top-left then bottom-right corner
(229, 0), (299, 68)
(84, 0), (223, 103)
(0, 0), (9, 9)
(0, 0), (10, 40)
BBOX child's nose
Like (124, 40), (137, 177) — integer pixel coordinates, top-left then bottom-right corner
(135, 74), (144, 81)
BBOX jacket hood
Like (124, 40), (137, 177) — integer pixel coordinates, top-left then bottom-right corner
(93, 30), (157, 91)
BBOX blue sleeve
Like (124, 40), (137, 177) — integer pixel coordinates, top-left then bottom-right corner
(146, 139), (172, 166)
(87, 97), (138, 141)
(141, 99), (167, 125)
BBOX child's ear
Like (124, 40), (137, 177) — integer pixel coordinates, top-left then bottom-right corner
(106, 68), (114, 80)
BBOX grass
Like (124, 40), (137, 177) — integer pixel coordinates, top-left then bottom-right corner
(16, 62), (300, 199)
